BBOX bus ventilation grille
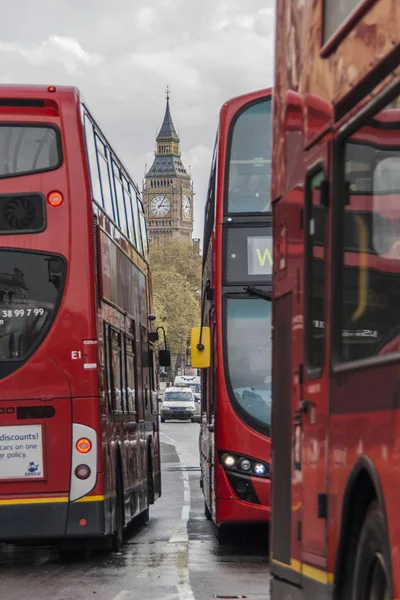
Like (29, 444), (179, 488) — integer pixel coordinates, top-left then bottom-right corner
(0, 194), (45, 234)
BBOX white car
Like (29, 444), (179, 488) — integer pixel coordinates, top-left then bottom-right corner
(160, 387), (197, 422)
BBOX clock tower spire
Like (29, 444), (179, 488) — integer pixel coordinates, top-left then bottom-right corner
(142, 88), (194, 245)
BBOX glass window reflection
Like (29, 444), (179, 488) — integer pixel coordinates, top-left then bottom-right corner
(0, 251), (65, 364)
(227, 99), (272, 214)
(226, 298), (272, 429)
(340, 94), (400, 361)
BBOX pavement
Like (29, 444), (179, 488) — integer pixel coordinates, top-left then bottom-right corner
(0, 421), (270, 600)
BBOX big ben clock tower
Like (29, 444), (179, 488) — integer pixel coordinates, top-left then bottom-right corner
(143, 88), (194, 245)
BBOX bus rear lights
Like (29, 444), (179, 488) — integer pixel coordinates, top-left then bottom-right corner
(47, 86), (56, 93)
(76, 438), (92, 454)
(223, 455), (236, 468)
(79, 518), (87, 527)
(75, 464), (91, 480)
(47, 191), (63, 207)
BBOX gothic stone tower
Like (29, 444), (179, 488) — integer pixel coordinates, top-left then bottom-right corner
(143, 89), (194, 245)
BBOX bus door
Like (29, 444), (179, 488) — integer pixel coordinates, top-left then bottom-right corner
(299, 143), (330, 566)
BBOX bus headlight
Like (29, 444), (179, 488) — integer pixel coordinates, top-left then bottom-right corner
(219, 450), (270, 478)
(254, 463), (266, 475)
(240, 459), (252, 472)
(223, 454), (236, 467)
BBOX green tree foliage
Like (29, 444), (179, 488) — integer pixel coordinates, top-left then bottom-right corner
(150, 239), (201, 355)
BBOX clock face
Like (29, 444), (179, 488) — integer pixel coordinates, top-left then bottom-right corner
(183, 195), (191, 218)
(149, 195), (170, 217)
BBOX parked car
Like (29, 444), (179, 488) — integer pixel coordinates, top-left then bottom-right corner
(160, 387), (197, 422)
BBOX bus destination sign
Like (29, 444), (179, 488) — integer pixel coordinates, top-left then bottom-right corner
(247, 236), (273, 276)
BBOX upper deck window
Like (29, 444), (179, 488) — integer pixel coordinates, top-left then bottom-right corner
(338, 94), (400, 361)
(323, 0), (364, 43)
(227, 99), (272, 214)
(0, 125), (60, 178)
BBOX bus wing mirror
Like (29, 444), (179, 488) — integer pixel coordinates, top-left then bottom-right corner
(159, 349), (171, 368)
(191, 327), (211, 369)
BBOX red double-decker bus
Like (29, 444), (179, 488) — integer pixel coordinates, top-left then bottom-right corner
(0, 85), (169, 551)
(271, 1), (400, 598)
(191, 89), (272, 541)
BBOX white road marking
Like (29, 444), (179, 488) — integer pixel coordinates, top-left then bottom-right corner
(161, 431), (195, 600)
(111, 591), (131, 600)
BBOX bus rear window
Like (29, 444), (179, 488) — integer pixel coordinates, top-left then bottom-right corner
(0, 250), (66, 375)
(0, 125), (60, 178)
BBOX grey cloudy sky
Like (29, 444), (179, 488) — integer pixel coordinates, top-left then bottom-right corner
(0, 0), (275, 241)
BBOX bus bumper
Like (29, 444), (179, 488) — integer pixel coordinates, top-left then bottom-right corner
(0, 497), (106, 541)
(216, 497), (270, 525)
(216, 465), (271, 524)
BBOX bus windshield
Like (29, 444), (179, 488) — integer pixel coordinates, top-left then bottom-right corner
(164, 391), (193, 402)
(227, 99), (272, 214)
(0, 250), (66, 370)
(225, 297), (272, 429)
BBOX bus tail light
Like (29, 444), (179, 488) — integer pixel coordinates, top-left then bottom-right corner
(76, 438), (92, 454)
(48, 86), (56, 93)
(70, 424), (97, 502)
(47, 191), (63, 207)
(75, 464), (91, 480)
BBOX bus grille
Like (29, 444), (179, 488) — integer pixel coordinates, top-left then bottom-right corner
(0, 194), (45, 234)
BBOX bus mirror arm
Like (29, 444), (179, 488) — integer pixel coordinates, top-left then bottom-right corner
(244, 286), (272, 301)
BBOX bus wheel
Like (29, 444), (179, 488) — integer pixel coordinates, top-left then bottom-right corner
(111, 472), (124, 553)
(204, 501), (212, 521)
(352, 501), (392, 600)
(161, 418), (165, 423)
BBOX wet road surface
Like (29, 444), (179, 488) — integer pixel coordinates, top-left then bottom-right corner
(0, 421), (270, 599)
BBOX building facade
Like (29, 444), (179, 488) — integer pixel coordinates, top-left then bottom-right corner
(142, 90), (194, 245)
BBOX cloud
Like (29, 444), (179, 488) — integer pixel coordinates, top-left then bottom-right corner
(0, 0), (275, 242)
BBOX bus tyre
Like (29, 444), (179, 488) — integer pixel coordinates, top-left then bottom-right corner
(352, 501), (392, 600)
(204, 501), (212, 521)
(111, 471), (124, 553)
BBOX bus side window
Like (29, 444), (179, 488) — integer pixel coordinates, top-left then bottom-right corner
(113, 161), (129, 239)
(83, 114), (102, 204)
(201, 368), (208, 415)
(96, 137), (116, 222)
(125, 333), (137, 416)
(140, 327), (150, 412)
(110, 328), (123, 413)
(305, 168), (327, 374)
(103, 321), (112, 413)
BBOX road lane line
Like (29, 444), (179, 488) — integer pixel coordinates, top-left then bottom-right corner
(111, 591), (131, 600)
(162, 431), (195, 599)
